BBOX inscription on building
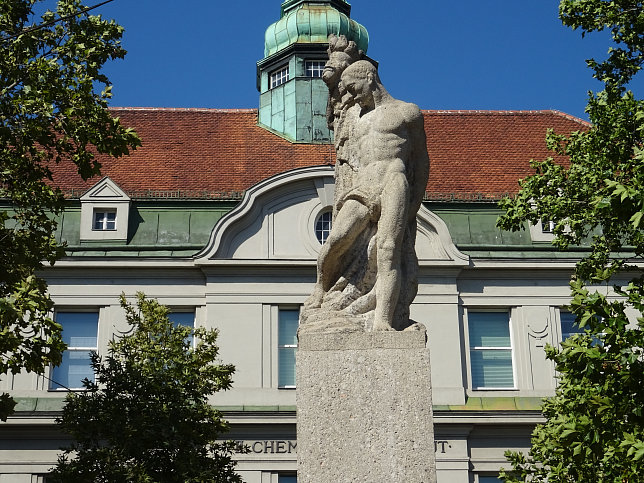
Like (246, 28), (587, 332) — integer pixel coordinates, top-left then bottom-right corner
(237, 440), (452, 454)
(237, 440), (298, 454)
(435, 440), (451, 453)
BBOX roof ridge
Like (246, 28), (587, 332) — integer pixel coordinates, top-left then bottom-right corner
(107, 107), (258, 113)
(104, 106), (589, 126)
(421, 109), (590, 126)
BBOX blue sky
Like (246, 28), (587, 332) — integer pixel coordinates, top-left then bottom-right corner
(94, 0), (643, 121)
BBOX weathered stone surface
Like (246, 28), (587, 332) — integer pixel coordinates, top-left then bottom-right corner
(301, 36), (430, 333)
(296, 329), (437, 482)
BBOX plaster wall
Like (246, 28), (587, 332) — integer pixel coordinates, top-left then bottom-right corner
(8, 170), (574, 408)
(8, 263), (574, 407)
(0, 168), (588, 481)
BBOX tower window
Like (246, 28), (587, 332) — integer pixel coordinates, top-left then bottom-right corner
(305, 60), (326, 78)
(270, 65), (289, 88)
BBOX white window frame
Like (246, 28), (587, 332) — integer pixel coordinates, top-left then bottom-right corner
(314, 210), (332, 245)
(50, 310), (99, 391)
(305, 60), (326, 78)
(261, 472), (297, 483)
(466, 309), (516, 391)
(93, 208), (117, 231)
(277, 307), (299, 389)
(541, 220), (555, 234)
(270, 65), (290, 89)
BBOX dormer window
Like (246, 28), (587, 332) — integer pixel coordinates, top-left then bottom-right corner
(305, 60), (325, 78)
(270, 65), (289, 88)
(541, 220), (555, 234)
(93, 209), (117, 231)
(529, 219), (556, 242)
(80, 177), (130, 241)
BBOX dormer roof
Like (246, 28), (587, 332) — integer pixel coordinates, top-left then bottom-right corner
(80, 176), (130, 201)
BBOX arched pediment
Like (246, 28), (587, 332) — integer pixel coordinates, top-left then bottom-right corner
(194, 166), (335, 261)
(194, 166), (468, 266)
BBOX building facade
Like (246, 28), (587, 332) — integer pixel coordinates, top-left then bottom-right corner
(0, 1), (592, 482)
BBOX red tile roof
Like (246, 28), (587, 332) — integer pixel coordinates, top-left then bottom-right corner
(49, 107), (589, 201)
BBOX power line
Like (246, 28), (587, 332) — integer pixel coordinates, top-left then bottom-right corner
(1, 0), (116, 42)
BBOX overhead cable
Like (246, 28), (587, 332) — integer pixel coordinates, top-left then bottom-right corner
(1, 0), (116, 42)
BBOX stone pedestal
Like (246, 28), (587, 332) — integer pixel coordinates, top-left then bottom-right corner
(296, 329), (436, 483)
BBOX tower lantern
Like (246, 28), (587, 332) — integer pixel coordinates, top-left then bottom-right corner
(257, 0), (369, 143)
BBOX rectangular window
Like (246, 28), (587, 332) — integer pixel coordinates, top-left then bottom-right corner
(93, 209), (116, 230)
(560, 311), (581, 341)
(478, 476), (502, 483)
(305, 60), (325, 78)
(169, 311), (195, 346)
(541, 220), (555, 234)
(468, 311), (514, 389)
(560, 310), (600, 346)
(50, 312), (98, 390)
(278, 309), (299, 388)
(278, 475), (297, 483)
(270, 65), (289, 88)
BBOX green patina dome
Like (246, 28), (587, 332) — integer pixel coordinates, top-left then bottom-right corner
(264, 0), (369, 58)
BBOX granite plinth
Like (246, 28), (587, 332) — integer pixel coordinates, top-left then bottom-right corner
(296, 329), (436, 482)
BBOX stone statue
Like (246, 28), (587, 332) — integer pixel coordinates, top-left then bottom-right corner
(300, 36), (430, 333)
(322, 34), (363, 212)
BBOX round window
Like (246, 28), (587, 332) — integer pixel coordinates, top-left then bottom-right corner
(315, 210), (332, 245)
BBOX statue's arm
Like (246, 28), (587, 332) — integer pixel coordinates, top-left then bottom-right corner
(404, 105), (430, 212)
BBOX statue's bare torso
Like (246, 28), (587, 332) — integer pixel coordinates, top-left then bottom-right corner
(341, 100), (426, 217)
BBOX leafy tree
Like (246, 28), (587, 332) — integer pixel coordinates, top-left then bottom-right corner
(0, 0), (140, 419)
(497, 0), (644, 481)
(50, 293), (243, 483)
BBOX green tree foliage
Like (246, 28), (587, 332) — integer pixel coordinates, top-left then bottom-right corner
(0, 0), (139, 420)
(498, 1), (644, 481)
(50, 293), (243, 483)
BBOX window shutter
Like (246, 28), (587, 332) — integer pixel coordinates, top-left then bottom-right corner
(278, 309), (299, 387)
(468, 312), (514, 388)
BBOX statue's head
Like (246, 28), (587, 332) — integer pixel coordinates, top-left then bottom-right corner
(323, 34), (362, 86)
(340, 60), (380, 108)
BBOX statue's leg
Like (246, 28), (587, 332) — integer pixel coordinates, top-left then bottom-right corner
(304, 200), (370, 309)
(372, 173), (409, 331)
(394, 222), (419, 328)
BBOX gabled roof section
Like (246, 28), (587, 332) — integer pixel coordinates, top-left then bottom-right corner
(80, 176), (130, 201)
(48, 107), (589, 202)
